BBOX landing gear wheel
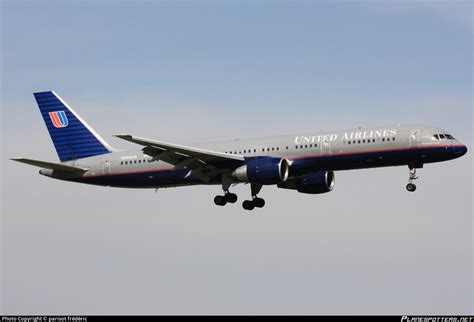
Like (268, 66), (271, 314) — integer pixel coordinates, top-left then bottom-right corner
(405, 166), (419, 193)
(406, 183), (417, 192)
(225, 193), (238, 204)
(242, 200), (255, 210)
(214, 195), (227, 206)
(253, 197), (265, 208)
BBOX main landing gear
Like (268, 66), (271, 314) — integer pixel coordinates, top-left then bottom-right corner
(214, 191), (238, 206)
(242, 184), (265, 211)
(214, 174), (238, 206)
(213, 176), (266, 210)
(406, 166), (418, 192)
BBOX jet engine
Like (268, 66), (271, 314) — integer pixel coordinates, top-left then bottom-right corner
(232, 157), (290, 185)
(277, 171), (335, 194)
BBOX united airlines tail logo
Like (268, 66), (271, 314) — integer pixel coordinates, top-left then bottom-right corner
(49, 111), (68, 128)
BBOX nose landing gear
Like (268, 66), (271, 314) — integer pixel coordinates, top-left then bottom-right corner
(406, 182), (416, 192)
(406, 167), (418, 192)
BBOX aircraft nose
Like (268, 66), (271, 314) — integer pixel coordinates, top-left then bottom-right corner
(454, 144), (468, 156)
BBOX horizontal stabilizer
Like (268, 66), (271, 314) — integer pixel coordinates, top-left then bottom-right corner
(10, 158), (88, 173)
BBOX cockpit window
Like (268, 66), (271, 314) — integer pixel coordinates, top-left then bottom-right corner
(433, 134), (455, 140)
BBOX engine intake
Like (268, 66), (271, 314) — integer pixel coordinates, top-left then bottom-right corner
(277, 171), (335, 194)
(232, 157), (289, 185)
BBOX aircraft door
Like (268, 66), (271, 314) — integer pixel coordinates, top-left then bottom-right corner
(102, 155), (112, 175)
(321, 137), (331, 155)
(409, 129), (420, 148)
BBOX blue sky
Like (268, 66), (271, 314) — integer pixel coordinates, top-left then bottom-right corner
(3, 1), (472, 113)
(1, 1), (472, 314)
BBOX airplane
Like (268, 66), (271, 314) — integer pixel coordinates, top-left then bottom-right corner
(11, 91), (468, 210)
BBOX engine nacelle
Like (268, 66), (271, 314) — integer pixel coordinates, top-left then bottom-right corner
(232, 157), (289, 185)
(277, 171), (335, 194)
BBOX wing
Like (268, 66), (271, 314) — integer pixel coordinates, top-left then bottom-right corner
(115, 134), (244, 182)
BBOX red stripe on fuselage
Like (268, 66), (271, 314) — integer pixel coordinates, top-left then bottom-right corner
(82, 167), (175, 178)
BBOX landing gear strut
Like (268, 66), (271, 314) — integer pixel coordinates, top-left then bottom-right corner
(214, 174), (238, 206)
(242, 184), (265, 210)
(406, 166), (418, 192)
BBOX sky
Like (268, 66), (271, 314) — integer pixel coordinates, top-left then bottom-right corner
(1, 0), (473, 315)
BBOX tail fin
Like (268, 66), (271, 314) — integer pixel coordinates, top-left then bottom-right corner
(34, 91), (114, 162)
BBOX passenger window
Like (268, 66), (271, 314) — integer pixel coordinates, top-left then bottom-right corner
(300, 145), (303, 149)
(358, 140), (361, 144)
(362, 140), (366, 143)
(295, 146), (298, 149)
(348, 141), (351, 145)
(286, 146), (288, 150)
(254, 149), (256, 152)
(382, 138), (385, 142)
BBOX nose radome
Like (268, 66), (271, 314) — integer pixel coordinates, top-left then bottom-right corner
(454, 144), (468, 156)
